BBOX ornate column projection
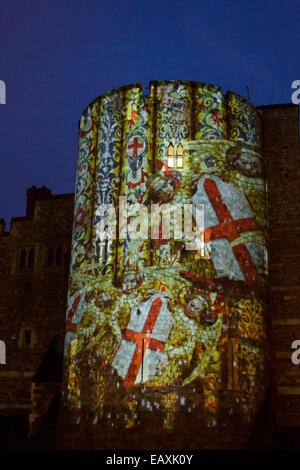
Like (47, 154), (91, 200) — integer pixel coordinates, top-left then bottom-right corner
(224, 91), (267, 270)
(149, 80), (193, 266)
(71, 102), (99, 274)
(194, 82), (227, 140)
(94, 88), (125, 276)
(116, 84), (152, 276)
(180, 83), (228, 277)
(224, 91), (269, 423)
(64, 101), (100, 418)
(225, 91), (262, 150)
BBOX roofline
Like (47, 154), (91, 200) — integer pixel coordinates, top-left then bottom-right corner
(257, 103), (299, 110)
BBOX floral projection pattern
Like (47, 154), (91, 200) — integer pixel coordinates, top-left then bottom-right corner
(60, 81), (269, 447)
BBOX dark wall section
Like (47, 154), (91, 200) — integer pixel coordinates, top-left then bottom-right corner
(259, 103), (300, 433)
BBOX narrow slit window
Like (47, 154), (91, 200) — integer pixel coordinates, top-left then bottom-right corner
(24, 330), (32, 346)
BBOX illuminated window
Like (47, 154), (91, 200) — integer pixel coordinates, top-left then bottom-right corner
(167, 143), (174, 168)
(177, 144), (183, 168)
(167, 143), (184, 169)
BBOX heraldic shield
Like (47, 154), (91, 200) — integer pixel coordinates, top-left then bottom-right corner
(113, 294), (174, 387)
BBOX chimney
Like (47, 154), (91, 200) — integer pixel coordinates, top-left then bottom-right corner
(0, 218), (5, 235)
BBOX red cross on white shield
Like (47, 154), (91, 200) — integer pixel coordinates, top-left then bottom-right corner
(192, 174), (264, 286)
(127, 136), (145, 158)
(112, 294), (174, 388)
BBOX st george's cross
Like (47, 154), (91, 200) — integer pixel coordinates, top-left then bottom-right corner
(127, 136), (144, 158)
(192, 175), (263, 286)
(127, 134), (146, 178)
(112, 295), (174, 388)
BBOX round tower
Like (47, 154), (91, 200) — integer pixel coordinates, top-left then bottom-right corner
(58, 80), (269, 449)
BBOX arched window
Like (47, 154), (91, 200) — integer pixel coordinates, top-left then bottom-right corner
(27, 248), (35, 269)
(167, 143), (174, 168)
(47, 246), (66, 268)
(48, 247), (55, 266)
(167, 143), (184, 169)
(19, 249), (27, 269)
(177, 144), (183, 168)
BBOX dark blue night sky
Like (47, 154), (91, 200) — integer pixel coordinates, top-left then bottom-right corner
(0, 0), (299, 225)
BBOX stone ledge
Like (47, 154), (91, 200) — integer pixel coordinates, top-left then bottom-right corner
(278, 387), (300, 395)
(0, 371), (35, 377)
(0, 404), (30, 409)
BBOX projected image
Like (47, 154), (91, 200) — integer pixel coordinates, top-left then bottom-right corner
(61, 81), (268, 438)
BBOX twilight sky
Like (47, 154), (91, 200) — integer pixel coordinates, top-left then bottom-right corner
(0, 0), (299, 225)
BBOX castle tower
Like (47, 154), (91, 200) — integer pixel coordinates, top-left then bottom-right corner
(58, 80), (269, 449)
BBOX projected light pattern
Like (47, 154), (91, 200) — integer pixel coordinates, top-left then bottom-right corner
(60, 81), (269, 445)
